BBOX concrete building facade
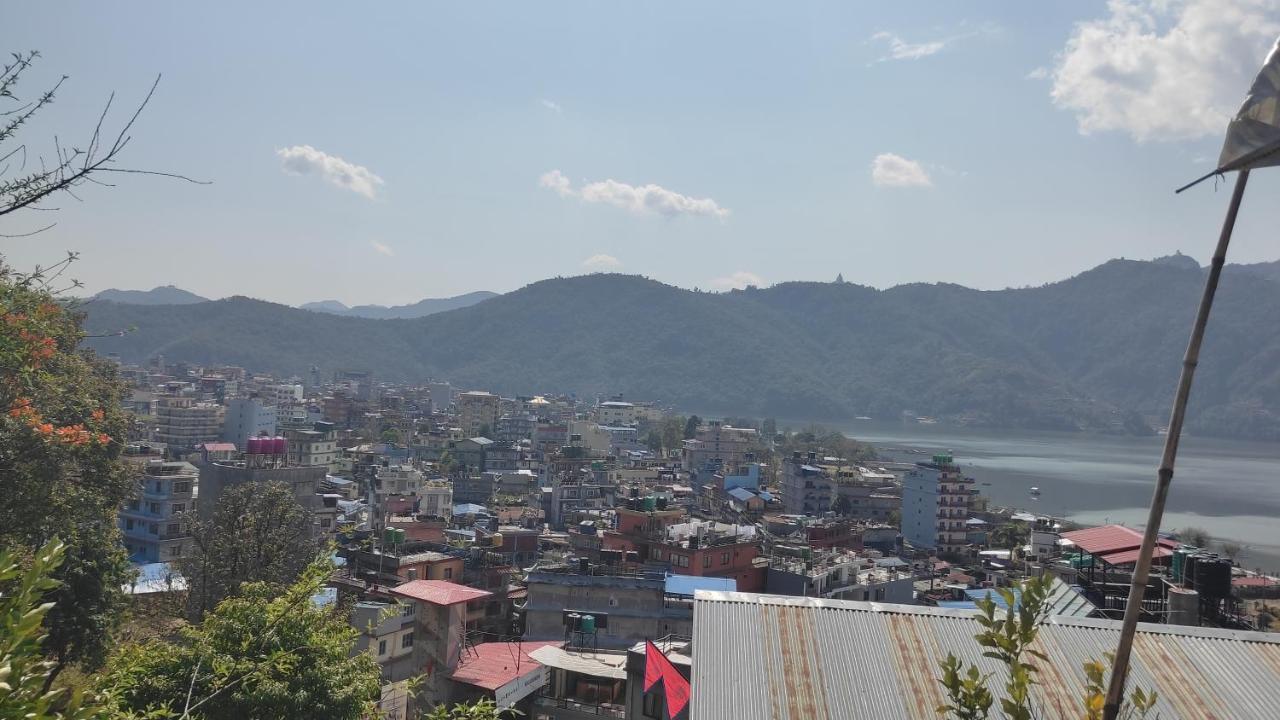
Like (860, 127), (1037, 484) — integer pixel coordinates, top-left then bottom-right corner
(901, 453), (973, 555)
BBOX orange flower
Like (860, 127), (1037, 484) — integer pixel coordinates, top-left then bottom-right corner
(36, 423), (54, 436)
(96, 433), (111, 445)
(91, 409), (105, 422)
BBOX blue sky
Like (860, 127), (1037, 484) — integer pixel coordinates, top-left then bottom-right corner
(3, 1), (1279, 305)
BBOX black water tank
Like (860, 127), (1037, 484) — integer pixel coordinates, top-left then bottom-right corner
(579, 557), (590, 574)
(1197, 559), (1232, 598)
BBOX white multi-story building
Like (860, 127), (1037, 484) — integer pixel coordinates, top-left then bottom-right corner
(901, 453), (974, 555)
(120, 461), (198, 562)
(222, 396), (278, 450)
(154, 395), (224, 450)
(683, 421), (758, 471)
(596, 400), (638, 427)
(419, 480), (453, 518)
(284, 423), (339, 469)
(378, 464), (425, 497)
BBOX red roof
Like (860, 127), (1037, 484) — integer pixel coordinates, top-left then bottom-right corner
(1097, 546), (1173, 566)
(1060, 524), (1177, 557)
(1234, 576), (1278, 587)
(388, 580), (492, 606)
(449, 641), (561, 691)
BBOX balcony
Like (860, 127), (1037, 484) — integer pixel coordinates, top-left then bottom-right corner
(533, 696), (626, 719)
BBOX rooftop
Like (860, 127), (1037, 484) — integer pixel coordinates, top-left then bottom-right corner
(388, 580), (492, 606)
(1060, 524), (1179, 562)
(449, 640), (560, 691)
(691, 590), (1280, 720)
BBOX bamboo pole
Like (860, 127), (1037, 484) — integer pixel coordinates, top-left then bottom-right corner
(1102, 169), (1250, 719)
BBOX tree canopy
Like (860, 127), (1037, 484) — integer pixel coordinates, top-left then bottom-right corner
(102, 555), (381, 720)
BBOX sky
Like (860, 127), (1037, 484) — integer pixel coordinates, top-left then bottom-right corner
(3, 1), (1280, 306)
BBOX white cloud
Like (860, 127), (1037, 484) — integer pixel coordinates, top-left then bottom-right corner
(277, 145), (384, 199)
(539, 169), (729, 219)
(1026, 66), (1049, 80)
(871, 31), (948, 61)
(1050, 0), (1280, 142)
(539, 169), (574, 198)
(370, 240), (393, 256)
(871, 153), (933, 188)
(540, 98), (563, 113)
(710, 271), (764, 291)
(582, 254), (622, 270)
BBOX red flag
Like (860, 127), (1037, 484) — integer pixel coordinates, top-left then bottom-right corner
(643, 640), (690, 719)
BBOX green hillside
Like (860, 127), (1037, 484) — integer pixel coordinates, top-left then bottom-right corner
(80, 259), (1280, 439)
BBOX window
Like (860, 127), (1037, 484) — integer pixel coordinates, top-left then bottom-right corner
(377, 640), (387, 656)
(320, 517), (331, 529)
(168, 544), (182, 557)
(171, 503), (186, 514)
(721, 552), (730, 565)
(672, 554), (689, 568)
(443, 567), (453, 579)
(401, 632), (414, 649)
(166, 523), (180, 536)
(148, 502), (160, 514)
(174, 480), (191, 494)
(148, 523), (158, 535)
(402, 603), (415, 617)
(125, 519), (134, 530)
(702, 554), (711, 568)
(154, 480), (163, 493)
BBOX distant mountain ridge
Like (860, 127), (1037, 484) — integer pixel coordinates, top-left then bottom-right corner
(89, 287), (499, 319)
(298, 291), (498, 319)
(80, 257), (1280, 440)
(92, 285), (209, 305)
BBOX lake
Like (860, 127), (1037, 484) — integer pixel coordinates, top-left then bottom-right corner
(836, 420), (1280, 573)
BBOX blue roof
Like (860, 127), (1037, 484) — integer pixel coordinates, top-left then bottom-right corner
(453, 503), (489, 514)
(665, 574), (737, 597)
(726, 487), (757, 502)
(964, 587), (1023, 610)
(874, 557), (909, 568)
(936, 600), (979, 610)
(758, 491), (774, 501)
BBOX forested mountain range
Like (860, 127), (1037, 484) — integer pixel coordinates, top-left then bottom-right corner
(81, 257), (1280, 439)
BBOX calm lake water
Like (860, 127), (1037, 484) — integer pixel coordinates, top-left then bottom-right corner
(836, 421), (1280, 573)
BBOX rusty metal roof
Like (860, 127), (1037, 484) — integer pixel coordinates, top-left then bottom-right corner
(691, 591), (1280, 720)
(1060, 524), (1178, 556)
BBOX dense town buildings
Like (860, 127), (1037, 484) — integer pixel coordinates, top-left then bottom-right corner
(101, 356), (1278, 718)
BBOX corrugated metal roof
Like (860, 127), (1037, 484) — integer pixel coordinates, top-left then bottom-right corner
(1099, 545), (1174, 566)
(450, 641), (560, 690)
(691, 591), (1280, 720)
(1060, 524), (1178, 556)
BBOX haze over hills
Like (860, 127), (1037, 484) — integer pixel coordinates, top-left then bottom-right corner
(80, 257), (1280, 440)
(89, 288), (499, 319)
(298, 291), (499, 319)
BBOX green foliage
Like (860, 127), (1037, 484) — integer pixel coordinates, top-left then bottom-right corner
(1177, 526), (1211, 548)
(80, 261), (1280, 439)
(178, 481), (318, 619)
(1, 263), (135, 682)
(936, 575), (1159, 720)
(0, 539), (118, 719)
(683, 415), (700, 440)
(102, 554), (381, 720)
(420, 699), (503, 720)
